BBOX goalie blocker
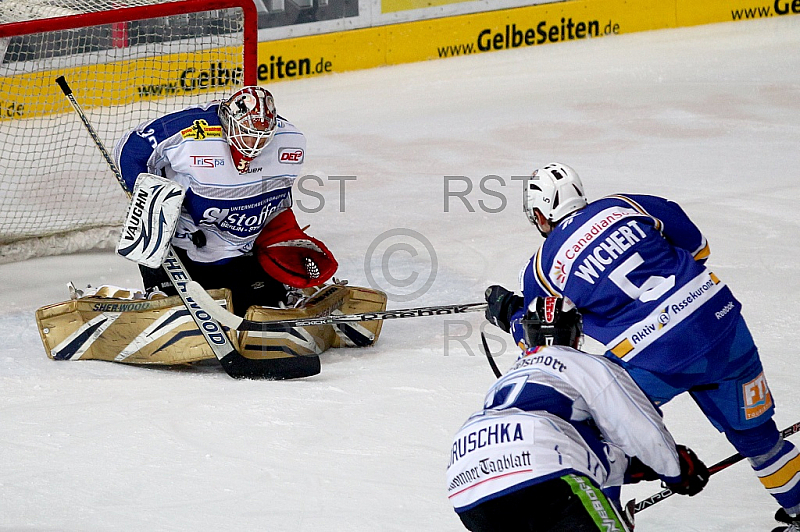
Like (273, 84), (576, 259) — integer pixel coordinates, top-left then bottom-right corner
(116, 173), (185, 268)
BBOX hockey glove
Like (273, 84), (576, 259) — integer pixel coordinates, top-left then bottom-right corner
(625, 456), (660, 484)
(116, 173), (184, 268)
(664, 445), (709, 496)
(484, 285), (523, 333)
(254, 209), (338, 288)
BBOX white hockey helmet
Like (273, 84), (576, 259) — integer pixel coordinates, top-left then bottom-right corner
(218, 86), (277, 161)
(524, 163), (588, 225)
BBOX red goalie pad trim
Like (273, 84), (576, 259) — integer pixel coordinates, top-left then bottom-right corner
(254, 209), (338, 288)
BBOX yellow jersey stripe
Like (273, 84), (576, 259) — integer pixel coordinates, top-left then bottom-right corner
(694, 242), (711, 261)
(608, 194), (663, 231)
(759, 454), (800, 490)
(534, 248), (559, 296)
(610, 339), (634, 358)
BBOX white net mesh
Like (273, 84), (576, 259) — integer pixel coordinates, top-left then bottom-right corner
(0, 0), (250, 263)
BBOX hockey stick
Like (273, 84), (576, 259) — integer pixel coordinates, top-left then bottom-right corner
(629, 420), (800, 514)
(186, 280), (486, 331)
(55, 76), (277, 379)
(480, 332), (503, 378)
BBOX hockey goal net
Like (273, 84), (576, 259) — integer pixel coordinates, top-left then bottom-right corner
(0, 0), (257, 263)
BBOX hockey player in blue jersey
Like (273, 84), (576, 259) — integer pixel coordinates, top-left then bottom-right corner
(484, 163), (800, 531)
(449, 296), (709, 531)
(113, 86), (337, 379)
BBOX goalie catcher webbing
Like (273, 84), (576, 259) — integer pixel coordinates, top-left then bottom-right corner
(254, 209), (338, 288)
(116, 173), (185, 268)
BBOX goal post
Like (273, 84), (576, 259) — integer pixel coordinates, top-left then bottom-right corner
(0, 0), (257, 264)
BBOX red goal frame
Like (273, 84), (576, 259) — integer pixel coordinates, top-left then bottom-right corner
(0, 0), (258, 86)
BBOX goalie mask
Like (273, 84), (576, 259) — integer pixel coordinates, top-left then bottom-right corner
(521, 296), (583, 350)
(524, 163), (587, 227)
(219, 86), (277, 171)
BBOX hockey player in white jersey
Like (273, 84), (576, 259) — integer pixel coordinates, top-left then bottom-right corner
(113, 86), (337, 379)
(448, 296), (708, 531)
(484, 163), (800, 531)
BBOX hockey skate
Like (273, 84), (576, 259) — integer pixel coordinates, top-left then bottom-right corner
(773, 508), (800, 532)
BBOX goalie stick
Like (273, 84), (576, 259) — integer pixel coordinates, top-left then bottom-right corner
(186, 280), (486, 330)
(55, 75), (276, 379)
(628, 420), (800, 515)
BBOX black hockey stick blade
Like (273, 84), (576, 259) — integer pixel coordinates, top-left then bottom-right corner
(216, 347), (319, 379)
(186, 280), (487, 331)
(629, 420), (800, 514)
(481, 332), (502, 378)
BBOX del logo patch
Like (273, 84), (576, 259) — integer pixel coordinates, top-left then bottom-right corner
(743, 372), (773, 420)
(181, 119), (223, 140)
(278, 147), (304, 163)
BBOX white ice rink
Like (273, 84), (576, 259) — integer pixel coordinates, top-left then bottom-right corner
(1, 14), (800, 531)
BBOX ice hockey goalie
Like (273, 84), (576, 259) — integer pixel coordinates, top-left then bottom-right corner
(35, 281), (387, 375)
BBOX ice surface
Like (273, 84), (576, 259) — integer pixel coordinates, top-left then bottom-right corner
(1, 15), (799, 531)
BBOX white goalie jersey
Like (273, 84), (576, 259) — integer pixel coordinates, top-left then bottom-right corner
(113, 101), (306, 265)
(447, 345), (682, 513)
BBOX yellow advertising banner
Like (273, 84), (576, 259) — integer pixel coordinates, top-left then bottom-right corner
(4, 0), (797, 117)
(252, 0), (797, 82)
(382, 0), (474, 14)
(0, 47), (243, 119)
(676, 0), (800, 26)
(383, 1), (675, 65)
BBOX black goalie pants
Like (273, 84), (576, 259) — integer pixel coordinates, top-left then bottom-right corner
(139, 247), (287, 316)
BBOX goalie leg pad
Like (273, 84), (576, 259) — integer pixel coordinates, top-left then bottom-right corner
(330, 285), (388, 348)
(36, 289), (237, 365)
(240, 283), (388, 357)
(239, 284), (345, 361)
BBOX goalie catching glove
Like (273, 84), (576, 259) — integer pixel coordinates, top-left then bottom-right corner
(254, 209), (338, 288)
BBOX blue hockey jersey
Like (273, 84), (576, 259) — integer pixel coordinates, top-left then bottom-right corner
(113, 102), (306, 265)
(514, 194), (742, 372)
